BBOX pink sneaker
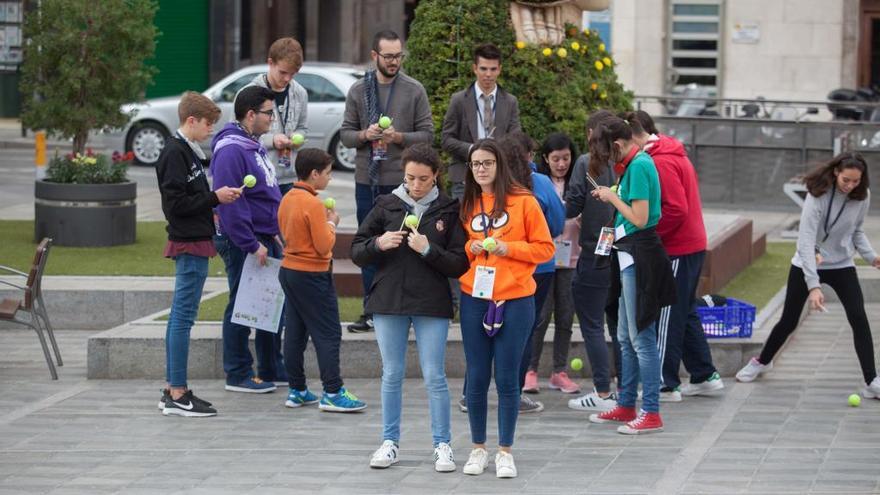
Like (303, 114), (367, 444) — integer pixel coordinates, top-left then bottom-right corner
(548, 371), (581, 394)
(523, 370), (539, 394)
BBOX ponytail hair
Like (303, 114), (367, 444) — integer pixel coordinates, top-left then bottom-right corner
(804, 152), (869, 201)
(588, 116), (633, 179)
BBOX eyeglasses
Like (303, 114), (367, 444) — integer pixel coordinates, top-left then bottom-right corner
(469, 159), (496, 170)
(377, 52), (405, 62)
(255, 109), (275, 119)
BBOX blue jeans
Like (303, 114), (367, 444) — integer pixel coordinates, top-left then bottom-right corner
(165, 254), (209, 388)
(355, 183), (398, 306)
(617, 265), (661, 413)
(460, 293), (534, 447)
(374, 314), (451, 446)
(214, 233), (286, 384)
(279, 268), (344, 393)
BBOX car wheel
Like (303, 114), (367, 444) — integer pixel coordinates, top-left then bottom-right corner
(126, 121), (169, 166)
(330, 133), (356, 172)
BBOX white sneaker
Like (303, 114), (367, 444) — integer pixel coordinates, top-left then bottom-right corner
(637, 388), (681, 402)
(433, 442), (455, 472)
(462, 447), (489, 475)
(863, 377), (880, 399)
(494, 451), (517, 478)
(568, 390), (617, 411)
(736, 357), (772, 383)
(681, 372), (725, 396)
(369, 440), (399, 469)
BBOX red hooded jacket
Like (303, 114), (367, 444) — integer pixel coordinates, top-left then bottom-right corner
(644, 134), (707, 256)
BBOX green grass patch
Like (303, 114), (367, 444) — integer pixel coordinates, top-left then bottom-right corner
(1, 220), (226, 276)
(159, 291), (365, 323)
(718, 242), (795, 310)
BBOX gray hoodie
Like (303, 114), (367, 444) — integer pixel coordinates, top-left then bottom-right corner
(247, 74), (309, 185)
(793, 188), (877, 290)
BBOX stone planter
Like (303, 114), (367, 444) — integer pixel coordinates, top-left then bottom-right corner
(34, 180), (137, 246)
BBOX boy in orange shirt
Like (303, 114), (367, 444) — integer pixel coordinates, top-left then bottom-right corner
(277, 148), (367, 412)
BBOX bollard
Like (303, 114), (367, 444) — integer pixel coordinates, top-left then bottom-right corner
(35, 130), (46, 180)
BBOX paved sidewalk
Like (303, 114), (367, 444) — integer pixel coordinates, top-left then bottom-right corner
(1, 302), (879, 494)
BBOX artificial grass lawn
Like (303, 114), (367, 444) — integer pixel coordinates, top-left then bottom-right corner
(718, 242), (795, 310)
(1, 220), (226, 276)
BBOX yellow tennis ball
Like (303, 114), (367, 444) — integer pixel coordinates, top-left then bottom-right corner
(570, 358), (584, 371)
(323, 197), (336, 209)
(405, 214), (419, 228)
(378, 115), (392, 129)
(242, 174), (256, 188)
(849, 394), (861, 407)
(290, 133), (305, 146)
(482, 237), (497, 252)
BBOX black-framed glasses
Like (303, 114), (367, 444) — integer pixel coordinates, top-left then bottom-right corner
(377, 52), (405, 62)
(469, 159), (496, 170)
(255, 109), (275, 118)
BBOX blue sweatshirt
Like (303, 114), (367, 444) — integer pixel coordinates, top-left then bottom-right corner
(211, 122), (282, 254)
(530, 162), (565, 274)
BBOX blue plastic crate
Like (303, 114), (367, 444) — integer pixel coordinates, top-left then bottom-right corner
(697, 297), (756, 338)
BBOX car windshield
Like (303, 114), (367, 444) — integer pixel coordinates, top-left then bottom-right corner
(218, 73), (261, 102)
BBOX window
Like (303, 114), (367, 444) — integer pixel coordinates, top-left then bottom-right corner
(667, 0), (723, 95)
(294, 73), (346, 103)
(218, 73), (260, 102)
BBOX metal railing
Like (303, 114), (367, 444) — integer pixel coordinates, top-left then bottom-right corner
(632, 96), (880, 212)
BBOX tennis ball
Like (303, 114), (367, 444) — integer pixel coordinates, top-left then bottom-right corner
(404, 214), (419, 228)
(378, 115), (393, 129)
(323, 197), (336, 209)
(610, 184), (618, 194)
(242, 174), (257, 188)
(290, 133), (305, 146)
(482, 237), (497, 252)
(570, 358), (584, 371)
(849, 394), (861, 407)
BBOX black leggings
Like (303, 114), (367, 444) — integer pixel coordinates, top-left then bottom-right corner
(759, 265), (877, 385)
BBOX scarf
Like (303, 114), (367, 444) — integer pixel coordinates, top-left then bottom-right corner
(363, 69), (382, 195)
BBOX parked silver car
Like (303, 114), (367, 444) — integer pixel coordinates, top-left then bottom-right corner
(110, 62), (361, 171)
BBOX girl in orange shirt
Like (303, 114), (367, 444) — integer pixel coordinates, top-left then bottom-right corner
(458, 139), (554, 479)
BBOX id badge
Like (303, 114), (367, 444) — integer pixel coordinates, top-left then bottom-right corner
(554, 240), (573, 267)
(473, 265), (496, 300)
(594, 226), (615, 256)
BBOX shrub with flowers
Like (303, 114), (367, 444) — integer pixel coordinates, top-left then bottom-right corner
(405, 0), (632, 153)
(45, 149), (132, 184)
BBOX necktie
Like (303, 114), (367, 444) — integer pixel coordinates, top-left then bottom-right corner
(480, 93), (494, 137)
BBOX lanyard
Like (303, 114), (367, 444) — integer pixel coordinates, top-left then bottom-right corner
(378, 75), (398, 117)
(265, 75), (291, 131)
(478, 197), (495, 258)
(822, 186), (847, 243)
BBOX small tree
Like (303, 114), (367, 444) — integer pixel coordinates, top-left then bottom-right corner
(20, 0), (159, 155)
(405, 0), (632, 152)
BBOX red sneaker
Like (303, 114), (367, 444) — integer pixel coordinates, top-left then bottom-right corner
(617, 411), (663, 435)
(589, 405), (637, 424)
(523, 370), (539, 394)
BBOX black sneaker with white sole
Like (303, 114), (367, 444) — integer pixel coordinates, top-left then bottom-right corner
(347, 314), (374, 333)
(163, 390), (217, 417)
(159, 388), (213, 410)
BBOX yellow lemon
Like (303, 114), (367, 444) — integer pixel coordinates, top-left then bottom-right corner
(557, 47), (568, 58)
(583, 29), (590, 36)
(591, 82), (599, 91)
(515, 41), (526, 50)
(603, 56), (612, 66)
(600, 91), (608, 99)
(599, 43), (606, 52)
(571, 41), (580, 51)
(542, 47), (552, 57)
(594, 60), (604, 71)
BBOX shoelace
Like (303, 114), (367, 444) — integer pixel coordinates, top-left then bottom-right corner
(629, 413), (649, 427)
(341, 389), (360, 401)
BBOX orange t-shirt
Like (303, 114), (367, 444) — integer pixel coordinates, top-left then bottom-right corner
(459, 191), (555, 300)
(277, 182), (335, 272)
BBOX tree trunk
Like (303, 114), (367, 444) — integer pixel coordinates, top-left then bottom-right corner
(73, 131), (88, 155)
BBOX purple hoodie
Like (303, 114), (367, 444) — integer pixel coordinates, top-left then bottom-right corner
(211, 122), (282, 254)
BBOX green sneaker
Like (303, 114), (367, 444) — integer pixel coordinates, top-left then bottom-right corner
(319, 387), (367, 412)
(681, 372), (725, 396)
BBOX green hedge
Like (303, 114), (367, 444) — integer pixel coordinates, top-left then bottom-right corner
(405, 0), (632, 152)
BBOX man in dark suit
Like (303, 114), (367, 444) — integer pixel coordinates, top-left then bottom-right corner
(442, 43), (521, 199)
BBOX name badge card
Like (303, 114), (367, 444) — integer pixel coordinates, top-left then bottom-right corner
(594, 227), (615, 256)
(554, 240), (573, 267)
(473, 265), (496, 300)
